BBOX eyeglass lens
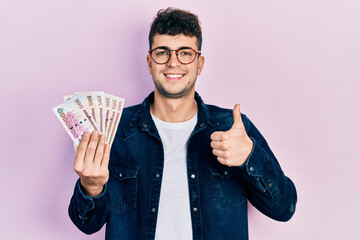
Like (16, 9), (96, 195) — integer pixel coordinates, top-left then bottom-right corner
(151, 48), (197, 64)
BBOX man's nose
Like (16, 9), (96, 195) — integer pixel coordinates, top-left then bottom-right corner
(166, 50), (180, 67)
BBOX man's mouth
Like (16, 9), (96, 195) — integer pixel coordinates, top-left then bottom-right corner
(164, 74), (185, 80)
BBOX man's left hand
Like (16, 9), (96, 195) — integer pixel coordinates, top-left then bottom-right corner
(210, 104), (254, 167)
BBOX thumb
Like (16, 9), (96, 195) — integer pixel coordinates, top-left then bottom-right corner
(231, 104), (244, 129)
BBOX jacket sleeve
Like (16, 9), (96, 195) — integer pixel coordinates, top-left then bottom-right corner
(239, 114), (297, 221)
(68, 179), (109, 234)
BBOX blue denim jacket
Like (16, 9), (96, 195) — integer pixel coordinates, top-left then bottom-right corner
(69, 92), (297, 240)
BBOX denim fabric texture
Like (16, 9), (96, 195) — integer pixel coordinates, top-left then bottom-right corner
(69, 92), (297, 240)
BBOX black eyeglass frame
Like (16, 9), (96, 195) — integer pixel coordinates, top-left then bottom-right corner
(148, 47), (201, 65)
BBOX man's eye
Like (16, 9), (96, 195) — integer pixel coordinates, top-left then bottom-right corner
(156, 51), (169, 56)
(180, 51), (192, 56)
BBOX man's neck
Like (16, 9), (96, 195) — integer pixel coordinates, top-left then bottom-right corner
(150, 90), (197, 123)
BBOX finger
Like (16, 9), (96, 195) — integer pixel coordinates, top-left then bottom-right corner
(217, 157), (232, 167)
(93, 134), (106, 167)
(210, 131), (228, 141)
(215, 155), (232, 167)
(101, 144), (111, 169)
(231, 104), (245, 129)
(74, 131), (91, 172)
(212, 148), (228, 158)
(210, 140), (229, 150)
(83, 130), (100, 166)
(216, 157), (226, 165)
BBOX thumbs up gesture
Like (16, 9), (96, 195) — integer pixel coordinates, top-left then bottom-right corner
(210, 104), (254, 167)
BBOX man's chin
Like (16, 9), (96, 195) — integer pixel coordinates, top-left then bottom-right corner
(154, 84), (195, 100)
(158, 89), (189, 99)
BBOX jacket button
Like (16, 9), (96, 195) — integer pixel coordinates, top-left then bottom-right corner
(151, 208), (156, 212)
(119, 173), (123, 178)
(224, 171), (229, 175)
(190, 174), (196, 179)
(156, 174), (160, 178)
(193, 207), (198, 212)
(269, 183), (273, 188)
(143, 123), (148, 128)
(249, 167), (254, 172)
(200, 123), (204, 127)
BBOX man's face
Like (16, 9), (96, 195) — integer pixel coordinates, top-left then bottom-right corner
(147, 34), (205, 99)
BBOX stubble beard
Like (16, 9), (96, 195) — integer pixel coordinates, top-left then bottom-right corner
(153, 78), (196, 99)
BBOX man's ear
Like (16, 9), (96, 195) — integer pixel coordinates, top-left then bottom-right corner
(197, 55), (205, 76)
(147, 54), (152, 74)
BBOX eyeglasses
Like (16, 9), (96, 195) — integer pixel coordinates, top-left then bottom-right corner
(149, 47), (201, 65)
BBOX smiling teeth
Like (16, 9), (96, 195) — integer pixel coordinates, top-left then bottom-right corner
(166, 74), (183, 78)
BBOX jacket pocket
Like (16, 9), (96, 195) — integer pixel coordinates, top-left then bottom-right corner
(108, 162), (139, 211)
(209, 166), (247, 209)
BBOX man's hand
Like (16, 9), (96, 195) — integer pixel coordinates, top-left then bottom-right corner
(210, 104), (254, 167)
(74, 131), (110, 197)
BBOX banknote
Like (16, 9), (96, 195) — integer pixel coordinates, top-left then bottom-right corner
(93, 91), (105, 134)
(54, 91), (125, 148)
(109, 97), (125, 145)
(75, 92), (98, 130)
(68, 94), (100, 133)
(105, 94), (125, 144)
(104, 94), (112, 138)
(53, 100), (96, 147)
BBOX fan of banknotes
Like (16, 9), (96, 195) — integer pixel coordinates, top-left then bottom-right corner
(53, 91), (125, 147)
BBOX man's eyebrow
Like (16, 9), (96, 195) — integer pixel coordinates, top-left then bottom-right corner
(154, 46), (193, 50)
(178, 46), (192, 50)
(155, 46), (170, 50)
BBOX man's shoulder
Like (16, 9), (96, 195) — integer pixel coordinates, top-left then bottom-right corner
(114, 103), (143, 140)
(123, 103), (141, 115)
(205, 104), (232, 116)
(204, 103), (250, 130)
(116, 103), (141, 126)
(203, 104), (232, 130)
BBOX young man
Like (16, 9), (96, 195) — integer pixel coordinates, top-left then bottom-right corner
(69, 8), (297, 240)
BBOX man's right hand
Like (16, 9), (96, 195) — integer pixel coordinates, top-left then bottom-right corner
(74, 131), (110, 197)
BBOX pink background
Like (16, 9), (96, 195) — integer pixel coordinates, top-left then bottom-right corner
(0, 0), (359, 239)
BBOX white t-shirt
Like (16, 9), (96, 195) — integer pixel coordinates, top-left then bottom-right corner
(151, 111), (198, 240)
